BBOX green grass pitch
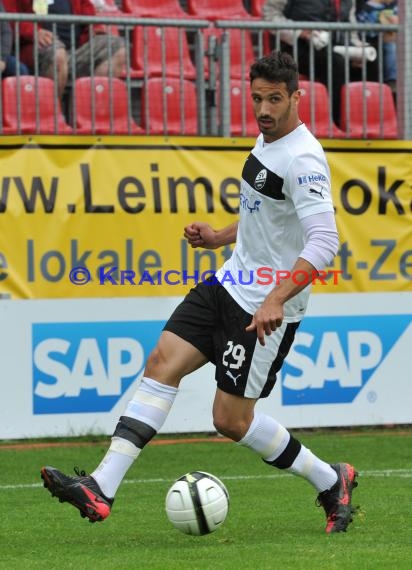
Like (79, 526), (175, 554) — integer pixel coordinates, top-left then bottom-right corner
(1, 427), (411, 570)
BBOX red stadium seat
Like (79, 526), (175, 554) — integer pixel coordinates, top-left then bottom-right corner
(1, 76), (72, 134)
(227, 79), (258, 137)
(123, 0), (190, 18)
(131, 26), (196, 79)
(340, 81), (398, 139)
(140, 77), (198, 135)
(298, 80), (345, 138)
(73, 77), (143, 134)
(250, 0), (266, 17)
(187, 0), (255, 20)
(203, 27), (256, 79)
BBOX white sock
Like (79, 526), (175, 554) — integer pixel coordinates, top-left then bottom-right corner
(238, 413), (290, 461)
(91, 437), (140, 498)
(287, 445), (338, 492)
(237, 413), (338, 492)
(91, 377), (178, 498)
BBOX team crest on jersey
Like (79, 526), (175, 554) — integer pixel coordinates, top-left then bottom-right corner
(254, 168), (267, 190)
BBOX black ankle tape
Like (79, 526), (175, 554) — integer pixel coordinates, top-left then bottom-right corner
(263, 435), (302, 469)
(113, 416), (156, 449)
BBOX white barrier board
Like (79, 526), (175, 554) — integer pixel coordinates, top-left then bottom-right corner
(0, 292), (410, 439)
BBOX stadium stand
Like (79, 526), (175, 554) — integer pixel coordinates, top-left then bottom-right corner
(227, 79), (258, 137)
(93, 0), (125, 15)
(123, 0), (191, 18)
(340, 81), (398, 139)
(298, 80), (345, 138)
(186, 0), (257, 20)
(73, 77), (143, 134)
(92, 0), (125, 35)
(1, 76), (72, 134)
(249, 0), (266, 18)
(0, 8), (404, 139)
(131, 25), (197, 79)
(140, 77), (198, 135)
(203, 27), (256, 79)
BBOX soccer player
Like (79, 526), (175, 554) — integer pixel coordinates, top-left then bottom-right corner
(41, 51), (359, 534)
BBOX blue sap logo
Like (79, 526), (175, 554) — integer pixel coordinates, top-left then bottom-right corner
(281, 315), (411, 405)
(32, 321), (165, 414)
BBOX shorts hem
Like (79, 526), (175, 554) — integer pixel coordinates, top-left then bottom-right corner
(163, 322), (214, 363)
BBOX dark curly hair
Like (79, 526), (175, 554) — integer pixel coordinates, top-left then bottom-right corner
(249, 51), (299, 95)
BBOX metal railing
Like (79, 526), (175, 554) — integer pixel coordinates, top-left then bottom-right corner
(215, 19), (404, 138)
(0, 10), (409, 139)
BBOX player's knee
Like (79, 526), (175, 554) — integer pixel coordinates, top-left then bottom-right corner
(146, 343), (165, 366)
(145, 344), (168, 377)
(213, 413), (250, 442)
(144, 343), (183, 388)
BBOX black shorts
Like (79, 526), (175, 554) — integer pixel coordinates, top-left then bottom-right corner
(163, 280), (300, 399)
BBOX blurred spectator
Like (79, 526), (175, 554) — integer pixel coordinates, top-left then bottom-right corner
(356, 0), (397, 92)
(90, 0), (119, 12)
(3, 0), (125, 97)
(74, 34), (126, 77)
(263, 0), (379, 126)
(0, 1), (29, 77)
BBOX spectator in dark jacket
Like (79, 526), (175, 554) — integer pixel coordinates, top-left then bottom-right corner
(356, 0), (398, 92)
(0, 1), (29, 77)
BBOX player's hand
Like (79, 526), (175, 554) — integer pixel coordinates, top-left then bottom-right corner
(184, 222), (218, 249)
(245, 300), (284, 346)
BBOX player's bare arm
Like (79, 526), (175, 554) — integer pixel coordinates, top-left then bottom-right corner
(246, 257), (316, 346)
(184, 221), (238, 249)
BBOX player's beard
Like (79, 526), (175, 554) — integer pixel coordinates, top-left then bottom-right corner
(258, 99), (292, 141)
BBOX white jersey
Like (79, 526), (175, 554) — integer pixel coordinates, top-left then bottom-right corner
(216, 124), (335, 321)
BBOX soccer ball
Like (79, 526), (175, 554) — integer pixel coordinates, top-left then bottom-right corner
(165, 471), (229, 535)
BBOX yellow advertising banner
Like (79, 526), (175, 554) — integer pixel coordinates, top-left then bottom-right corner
(0, 136), (411, 299)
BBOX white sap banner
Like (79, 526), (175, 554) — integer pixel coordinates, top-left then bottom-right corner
(0, 292), (411, 439)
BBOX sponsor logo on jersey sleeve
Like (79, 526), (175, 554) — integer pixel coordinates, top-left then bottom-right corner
(297, 173), (327, 186)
